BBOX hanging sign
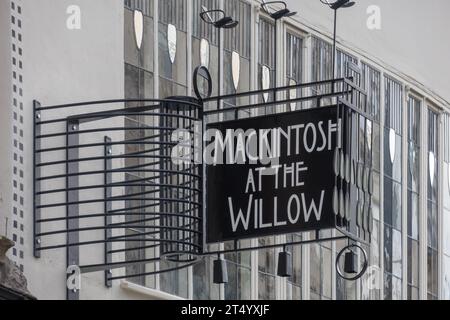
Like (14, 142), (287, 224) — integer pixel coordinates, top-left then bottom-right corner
(206, 106), (341, 243)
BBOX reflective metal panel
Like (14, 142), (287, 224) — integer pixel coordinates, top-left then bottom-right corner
(389, 128), (396, 163)
(232, 51), (241, 91)
(134, 10), (144, 50)
(168, 23), (177, 64)
(429, 151), (436, 187)
(200, 38), (210, 68)
(262, 65), (270, 102)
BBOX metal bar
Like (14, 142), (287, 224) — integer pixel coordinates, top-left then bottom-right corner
(33, 100), (41, 258)
(66, 120), (79, 300)
(204, 91), (350, 116)
(36, 112), (199, 126)
(37, 168), (201, 182)
(203, 78), (348, 102)
(37, 98), (202, 111)
(37, 211), (202, 224)
(37, 182), (200, 196)
(37, 195), (201, 209)
(37, 237), (202, 252)
(37, 126), (191, 139)
(104, 136), (112, 288)
(36, 224), (202, 237)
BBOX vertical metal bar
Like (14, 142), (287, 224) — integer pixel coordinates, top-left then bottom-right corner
(104, 136), (112, 288)
(66, 120), (80, 300)
(33, 100), (41, 258)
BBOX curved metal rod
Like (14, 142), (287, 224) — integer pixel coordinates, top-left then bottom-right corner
(37, 209), (201, 223)
(36, 223), (201, 238)
(37, 181), (200, 196)
(37, 167), (201, 182)
(108, 261), (199, 281)
(37, 195), (201, 209)
(37, 111), (198, 126)
(37, 236), (202, 252)
(199, 9), (225, 25)
(37, 98), (201, 111)
(37, 125), (192, 139)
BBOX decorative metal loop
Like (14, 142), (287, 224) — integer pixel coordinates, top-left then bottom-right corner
(200, 9), (239, 29)
(261, 1), (297, 20)
(336, 244), (368, 281)
(193, 65), (212, 100)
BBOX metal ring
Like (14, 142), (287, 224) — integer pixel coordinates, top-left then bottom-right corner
(335, 243), (368, 281)
(193, 65), (212, 100)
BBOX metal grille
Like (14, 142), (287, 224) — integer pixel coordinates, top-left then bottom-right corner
(33, 98), (203, 289)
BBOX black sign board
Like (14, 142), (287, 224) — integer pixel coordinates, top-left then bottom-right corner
(206, 106), (340, 243)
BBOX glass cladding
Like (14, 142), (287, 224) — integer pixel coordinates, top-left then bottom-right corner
(224, 0), (251, 58)
(360, 63), (381, 300)
(286, 234), (302, 299)
(192, 0), (220, 46)
(311, 37), (333, 106)
(427, 109), (439, 300)
(258, 17), (275, 113)
(383, 76), (403, 300)
(223, 0), (252, 118)
(192, 0), (220, 99)
(120, 0), (447, 300)
(158, 0), (187, 31)
(361, 63), (381, 121)
(286, 32), (304, 110)
(125, 0), (153, 16)
(443, 113), (450, 299)
(158, 0), (188, 98)
(124, 0), (155, 288)
(407, 96), (421, 299)
(225, 240), (252, 300)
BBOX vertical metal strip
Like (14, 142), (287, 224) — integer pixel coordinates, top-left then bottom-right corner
(104, 136), (112, 288)
(67, 120), (80, 300)
(33, 100), (41, 258)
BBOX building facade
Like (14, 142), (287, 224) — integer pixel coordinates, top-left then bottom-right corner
(0, 0), (449, 300)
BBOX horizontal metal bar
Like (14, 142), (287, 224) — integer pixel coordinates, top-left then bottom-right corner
(36, 223), (201, 237)
(37, 196), (201, 209)
(107, 261), (198, 281)
(203, 78), (346, 102)
(203, 90), (350, 116)
(36, 154), (177, 168)
(37, 237), (202, 252)
(107, 243), (159, 254)
(37, 181), (200, 196)
(37, 167), (201, 182)
(37, 98), (201, 111)
(37, 209), (201, 223)
(36, 111), (198, 126)
(36, 139), (184, 154)
(37, 126), (192, 139)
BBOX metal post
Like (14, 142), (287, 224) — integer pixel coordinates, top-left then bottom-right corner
(218, 28), (222, 112)
(104, 136), (112, 288)
(66, 120), (80, 300)
(33, 100), (41, 258)
(332, 9), (337, 93)
(274, 19), (277, 104)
